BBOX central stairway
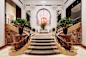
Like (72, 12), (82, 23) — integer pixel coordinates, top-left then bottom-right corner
(25, 33), (60, 55)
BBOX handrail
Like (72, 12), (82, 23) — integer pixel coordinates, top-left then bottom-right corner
(57, 35), (71, 44)
(12, 35), (30, 50)
(12, 35), (28, 44)
(9, 35), (32, 56)
(55, 35), (77, 56)
(72, 16), (81, 22)
(55, 34), (72, 50)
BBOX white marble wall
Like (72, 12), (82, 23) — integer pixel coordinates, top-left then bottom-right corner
(0, 0), (5, 47)
(82, 0), (86, 46)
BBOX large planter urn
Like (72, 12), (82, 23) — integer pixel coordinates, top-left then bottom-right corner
(19, 26), (24, 35)
(63, 27), (68, 35)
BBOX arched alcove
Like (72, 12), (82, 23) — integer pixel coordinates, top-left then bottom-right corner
(36, 8), (51, 25)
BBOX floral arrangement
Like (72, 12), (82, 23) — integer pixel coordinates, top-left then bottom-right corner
(40, 17), (48, 30)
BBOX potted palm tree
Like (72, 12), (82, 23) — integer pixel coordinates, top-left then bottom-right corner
(59, 17), (73, 34)
(12, 18), (28, 35)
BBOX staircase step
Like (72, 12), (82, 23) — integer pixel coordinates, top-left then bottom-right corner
(31, 41), (55, 43)
(31, 44), (56, 46)
(25, 34), (60, 55)
(31, 43), (56, 46)
(32, 36), (52, 38)
(31, 40), (54, 42)
(29, 46), (57, 49)
(25, 50), (60, 55)
(28, 46), (58, 50)
(28, 48), (58, 50)
(32, 38), (54, 40)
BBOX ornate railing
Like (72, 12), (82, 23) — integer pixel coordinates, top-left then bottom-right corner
(55, 34), (72, 50)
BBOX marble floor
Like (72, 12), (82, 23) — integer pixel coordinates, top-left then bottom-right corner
(0, 46), (86, 57)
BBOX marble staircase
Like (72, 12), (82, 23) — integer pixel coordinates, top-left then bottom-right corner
(25, 34), (60, 55)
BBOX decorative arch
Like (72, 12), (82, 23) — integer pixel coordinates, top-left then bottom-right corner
(36, 8), (51, 25)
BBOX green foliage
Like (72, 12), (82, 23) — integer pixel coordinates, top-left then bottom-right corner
(12, 18), (30, 27)
(59, 17), (73, 28)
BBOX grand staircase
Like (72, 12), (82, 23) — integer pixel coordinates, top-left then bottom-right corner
(25, 34), (60, 55)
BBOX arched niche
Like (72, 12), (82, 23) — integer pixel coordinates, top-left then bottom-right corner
(36, 8), (51, 25)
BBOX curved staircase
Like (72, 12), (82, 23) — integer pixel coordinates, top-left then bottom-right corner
(25, 34), (60, 55)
